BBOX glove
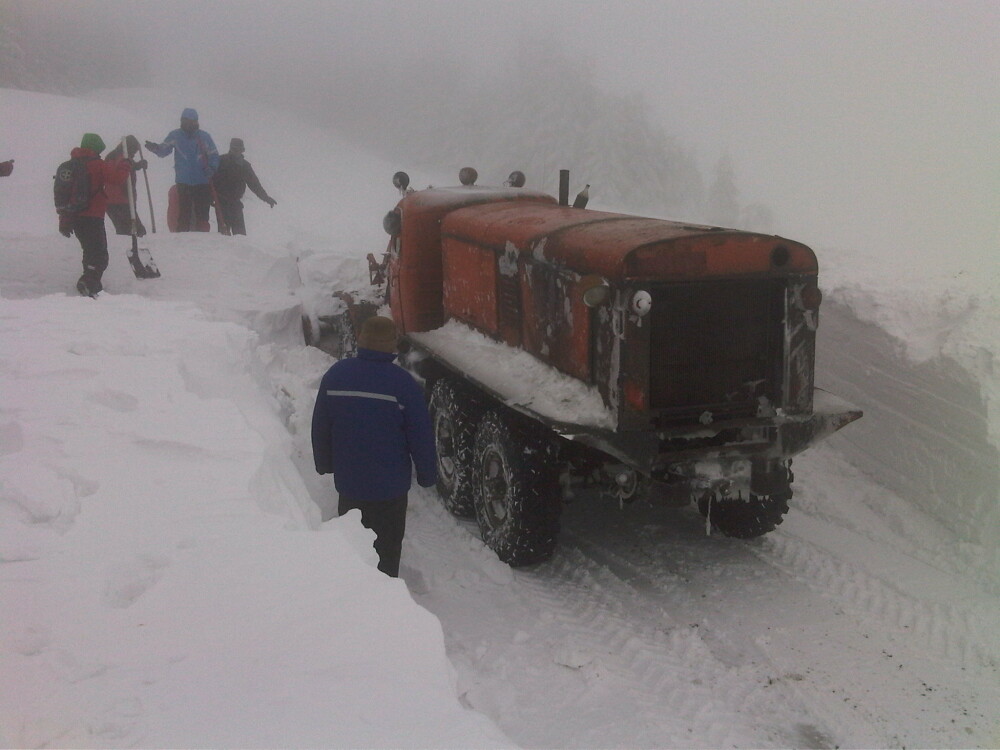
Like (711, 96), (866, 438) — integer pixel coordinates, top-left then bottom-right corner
(59, 214), (74, 238)
(133, 159), (148, 170)
(144, 140), (158, 152)
(0, 160), (12, 177)
(265, 196), (277, 208)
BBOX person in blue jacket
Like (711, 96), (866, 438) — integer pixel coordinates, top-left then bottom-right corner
(311, 316), (437, 577)
(145, 108), (219, 231)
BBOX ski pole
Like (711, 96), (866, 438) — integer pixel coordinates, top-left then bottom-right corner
(138, 142), (156, 234)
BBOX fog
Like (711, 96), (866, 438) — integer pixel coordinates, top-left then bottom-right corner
(6, 0), (997, 276)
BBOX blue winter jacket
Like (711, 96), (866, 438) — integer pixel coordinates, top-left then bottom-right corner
(148, 128), (219, 185)
(311, 348), (437, 502)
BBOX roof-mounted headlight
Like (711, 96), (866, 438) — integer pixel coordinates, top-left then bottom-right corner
(505, 170), (526, 188)
(459, 167), (478, 186)
(392, 171), (409, 194)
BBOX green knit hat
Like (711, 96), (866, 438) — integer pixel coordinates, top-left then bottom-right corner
(80, 133), (105, 154)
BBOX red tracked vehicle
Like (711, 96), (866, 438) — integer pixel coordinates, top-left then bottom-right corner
(330, 168), (861, 566)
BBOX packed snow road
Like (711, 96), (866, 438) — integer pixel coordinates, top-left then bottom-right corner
(396, 446), (997, 748)
(384, 296), (999, 749)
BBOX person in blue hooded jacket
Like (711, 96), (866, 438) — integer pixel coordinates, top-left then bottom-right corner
(311, 316), (437, 577)
(145, 108), (219, 231)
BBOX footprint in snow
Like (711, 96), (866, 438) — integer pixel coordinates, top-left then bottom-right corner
(87, 389), (140, 413)
(8, 624), (52, 656)
(103, 553), (170, 608)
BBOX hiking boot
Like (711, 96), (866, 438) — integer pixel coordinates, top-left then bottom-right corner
(76, 279), (102, 298)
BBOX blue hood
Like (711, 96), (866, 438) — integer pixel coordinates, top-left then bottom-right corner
(181, 107), (198, 120)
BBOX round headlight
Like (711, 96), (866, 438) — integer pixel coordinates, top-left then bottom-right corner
(392, 171), (410, 192)
(383, 210), (401, 235)
(579, 274), (610, 307)
(459, 167), (478, 186)
(801, 284), (823, 310)
(506, 170), (526, 188)
(631, 290), (652, 316)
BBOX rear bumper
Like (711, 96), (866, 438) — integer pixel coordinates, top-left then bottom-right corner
(557, 389), (862, 478)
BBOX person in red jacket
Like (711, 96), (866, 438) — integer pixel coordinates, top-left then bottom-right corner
(104, 135), (148, 237)
(58, 133), (131, 297)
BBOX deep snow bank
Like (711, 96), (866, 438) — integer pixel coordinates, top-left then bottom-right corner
(816, 258), (999, 591)
(0, 292), (511, 749)
(0, 86), (512, 749)
(820, 298), (997, 540)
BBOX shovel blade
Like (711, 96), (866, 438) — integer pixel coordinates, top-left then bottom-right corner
(128, 242), (160, 279)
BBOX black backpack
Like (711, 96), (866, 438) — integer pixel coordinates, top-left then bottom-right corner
(53, 157), (93, 216)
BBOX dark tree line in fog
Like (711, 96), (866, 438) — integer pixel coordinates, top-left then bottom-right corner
(2, 3), (770, 230)
(374, 43), (709, 220)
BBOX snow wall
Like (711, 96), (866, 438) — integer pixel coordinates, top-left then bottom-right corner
(818, 298), (998, 547)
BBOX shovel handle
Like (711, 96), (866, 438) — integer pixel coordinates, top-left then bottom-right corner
(137, 142), (156, 234)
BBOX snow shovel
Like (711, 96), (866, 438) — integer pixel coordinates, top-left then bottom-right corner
(123, 137), (160, 279)
(137, 141), (156, 234)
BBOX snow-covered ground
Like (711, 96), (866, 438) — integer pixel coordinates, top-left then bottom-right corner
(1, 87), (998, 748)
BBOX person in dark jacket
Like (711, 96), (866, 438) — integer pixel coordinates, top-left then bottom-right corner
(58, 133), (130, 296)
(311, 316), (437, 577)
(105, 135), (148, 236)
(212, 138), (276, 235)
(145, 108), (219, 231)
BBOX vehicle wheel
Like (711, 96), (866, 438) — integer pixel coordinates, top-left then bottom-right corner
(429, 378), (485, 517)
(696, 486), (791, 538)
(472, 410), (562, 566)
(317, 311), (356, 359)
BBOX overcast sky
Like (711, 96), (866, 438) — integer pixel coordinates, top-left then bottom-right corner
(31, 0), (1000, 276)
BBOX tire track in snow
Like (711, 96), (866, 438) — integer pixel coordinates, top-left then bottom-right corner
(555, 496), (1000, 748)
(756, 528), (1000, 670)
(403, 489), (836, 749)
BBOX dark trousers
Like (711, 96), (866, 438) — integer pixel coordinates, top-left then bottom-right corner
(218, 198), (246, 235)
(176, 183), (211, 231)
(106, 203), (146, 237)
(338, 493), (408, 577)
(73, 216), (108, 294)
